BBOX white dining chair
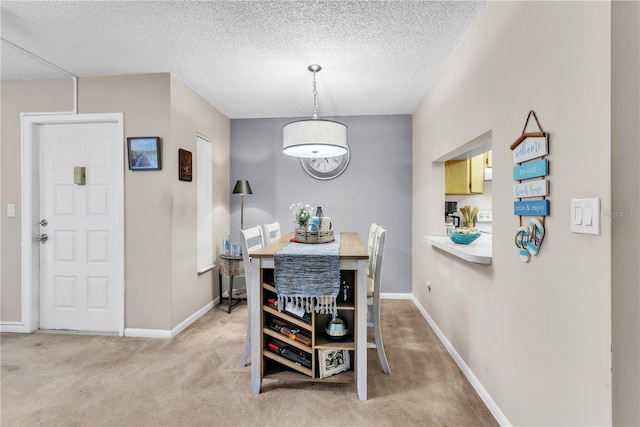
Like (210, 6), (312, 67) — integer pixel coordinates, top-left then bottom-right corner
(239, 225), (265, 367)
(367, 225), (390, 374)
(263, 221), (281, 245)
(367, 223), (380, 277)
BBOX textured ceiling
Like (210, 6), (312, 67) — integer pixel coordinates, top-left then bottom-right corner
(1, 1), (486, 119)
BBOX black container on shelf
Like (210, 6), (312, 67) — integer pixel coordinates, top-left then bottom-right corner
(338, 271), (355, 303)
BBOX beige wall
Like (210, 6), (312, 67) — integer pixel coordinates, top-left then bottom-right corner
(1, 78), (75, 321)
(0, 73), (230, 331)
(169, 75), (230, 328)
(611, 1), (640, 425)
(79, 74), (173, 330)
(413, 2), (613, 425)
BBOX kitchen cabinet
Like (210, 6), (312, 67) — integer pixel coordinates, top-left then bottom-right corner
(445, 153), (485, 195)
(485, 150), (492, 168)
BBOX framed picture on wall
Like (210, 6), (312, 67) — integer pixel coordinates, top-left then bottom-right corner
(127, 137), (161, 170)
(178, 149), (193, 181)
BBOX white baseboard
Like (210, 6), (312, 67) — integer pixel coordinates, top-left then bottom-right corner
(124, 328), (172, 339)
(4, 299), (222, 338)
(125, 300), (215, 339)
(380, 292), (413, 300)
(0, 322), (27, 333)
(170, 300), (214, 337)
(409, 294), (511, 427)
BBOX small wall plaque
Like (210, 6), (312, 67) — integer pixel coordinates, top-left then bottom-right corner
(178, 149), (192, 182)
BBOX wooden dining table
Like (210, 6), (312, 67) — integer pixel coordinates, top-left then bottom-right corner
(248, 231), (370, 400)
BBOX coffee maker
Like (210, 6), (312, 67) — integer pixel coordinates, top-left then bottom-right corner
(445, 201), (461, 228)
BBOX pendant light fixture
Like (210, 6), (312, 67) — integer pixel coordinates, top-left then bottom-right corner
(282, 64), (348, 158)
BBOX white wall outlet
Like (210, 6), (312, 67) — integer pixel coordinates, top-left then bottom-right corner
(476, 210), (492, 222)
(570, 198), (600, 235)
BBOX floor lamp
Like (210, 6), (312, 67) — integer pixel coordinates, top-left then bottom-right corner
(233, 180), (253, 231)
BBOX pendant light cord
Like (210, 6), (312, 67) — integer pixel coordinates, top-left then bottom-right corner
(307, 64), (322, 120)
(311, 68), (319, 119)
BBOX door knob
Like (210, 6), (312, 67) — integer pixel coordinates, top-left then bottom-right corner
(39, 219), (48, 227)
(37, 234), (48, 243)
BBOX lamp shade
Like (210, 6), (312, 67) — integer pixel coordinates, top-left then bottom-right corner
(233, 180), (253, 195)
(282, 119), (348, 158)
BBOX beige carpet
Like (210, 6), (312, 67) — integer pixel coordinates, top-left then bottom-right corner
(1, 300), (497, 426)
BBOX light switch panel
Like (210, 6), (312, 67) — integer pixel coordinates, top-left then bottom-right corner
(570, 198), (600, 235)
(7, 203), (15, 218)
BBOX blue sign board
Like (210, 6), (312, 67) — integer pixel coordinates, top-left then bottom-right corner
(513, 159), (548, 181)
(514, 200), (550, 216)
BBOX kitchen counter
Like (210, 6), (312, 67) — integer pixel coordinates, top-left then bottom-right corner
(425, 233), (492, 265)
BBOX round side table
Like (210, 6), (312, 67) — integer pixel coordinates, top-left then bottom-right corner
(218, 254), (245, 313)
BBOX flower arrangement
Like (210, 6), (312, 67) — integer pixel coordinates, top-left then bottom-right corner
(290, 202), (313, 228)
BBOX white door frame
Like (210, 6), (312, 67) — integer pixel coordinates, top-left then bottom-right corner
(21, 113), (125, 335)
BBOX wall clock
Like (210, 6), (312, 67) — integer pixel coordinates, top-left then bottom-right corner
(301, 148), (350, 180)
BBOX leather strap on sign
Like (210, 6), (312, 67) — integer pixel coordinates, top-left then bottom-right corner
(510, 110), (546, 150)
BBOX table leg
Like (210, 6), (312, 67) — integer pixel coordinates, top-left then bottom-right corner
(228, 275), (234, 314)
(356, 258), (368, 400)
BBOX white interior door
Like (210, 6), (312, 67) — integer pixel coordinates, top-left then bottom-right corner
(38, 121), (124, 332)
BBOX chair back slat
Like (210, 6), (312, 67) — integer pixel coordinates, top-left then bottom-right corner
(239, 226), (265, 285)
(367, 223), (380, 277)
(367, 225), (386, 297)
(263, 221), (281, 245)
(372, 227), (386, 287)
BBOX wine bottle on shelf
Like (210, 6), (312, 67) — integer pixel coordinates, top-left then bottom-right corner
(268, 319), (311, 346)
(280, 325), (311, 347)
(267, 342), (312, 368)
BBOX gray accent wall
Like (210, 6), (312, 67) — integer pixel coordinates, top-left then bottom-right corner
(230, 115), (412, 294)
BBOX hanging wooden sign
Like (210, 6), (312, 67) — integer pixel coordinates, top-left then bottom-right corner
(511, 110), (550, 263)
(513, 159), (548, 180)
(512, 135), (548, 163)
(514, 179), (549, 198)
(514, 200), (550, 216)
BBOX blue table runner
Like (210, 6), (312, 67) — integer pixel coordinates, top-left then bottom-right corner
(274, 233), (341, 318)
